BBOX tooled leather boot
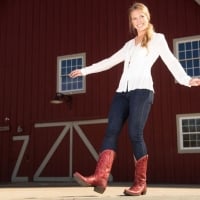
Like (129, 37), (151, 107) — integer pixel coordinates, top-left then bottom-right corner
(73, 149), (116, 194)
(124, 155), (148, 196)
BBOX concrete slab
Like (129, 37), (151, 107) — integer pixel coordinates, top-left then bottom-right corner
(0, 183), (200, 200)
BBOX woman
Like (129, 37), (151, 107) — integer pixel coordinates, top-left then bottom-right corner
(69, 2), (200, 196)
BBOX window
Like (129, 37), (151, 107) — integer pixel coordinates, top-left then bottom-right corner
(57, 53), (86, 95)
(173, 35), (200, 77)
(176, 113), (200, 153)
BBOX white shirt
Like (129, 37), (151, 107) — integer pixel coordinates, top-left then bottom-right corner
(81, 32), (191, 92)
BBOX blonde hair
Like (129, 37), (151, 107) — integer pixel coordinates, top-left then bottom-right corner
(129, 2), (154, 48)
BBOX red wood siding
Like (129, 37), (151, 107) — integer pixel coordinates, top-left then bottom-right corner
(0, 0), (200, 183)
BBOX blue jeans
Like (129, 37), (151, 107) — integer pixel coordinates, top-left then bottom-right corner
(100, 89), (154, 160)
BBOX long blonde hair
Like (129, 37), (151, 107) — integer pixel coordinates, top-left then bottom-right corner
(129, 2), (154, 48)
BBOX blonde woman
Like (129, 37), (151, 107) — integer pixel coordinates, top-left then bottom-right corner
(69, 2), (200, 196)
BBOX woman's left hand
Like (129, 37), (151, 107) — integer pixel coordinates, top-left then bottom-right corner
(189, 78), (200, 86)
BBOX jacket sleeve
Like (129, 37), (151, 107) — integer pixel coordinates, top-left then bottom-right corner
(81, 42), (128, 76)
(158, 34), (191, 87)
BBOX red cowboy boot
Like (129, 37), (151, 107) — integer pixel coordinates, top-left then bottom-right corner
(73, 149), (116, 194)
(124, 155), (148, 196)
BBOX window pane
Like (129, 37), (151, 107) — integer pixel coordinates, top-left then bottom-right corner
(189, 119), (195, 125)
(193, 50), (199, 58)
(193, 59), (199, 67)
(190, 141), (197, 147)
(178, 43), (185, 51)
(182, 119), (188, 126)
(196, 119), (200, 125)
(183, 141), (189, 147)
(197, 141), (200, 147)
(186, 42), (192, 50)
(192, 41), (198, 49)
(179, 52), (185, 59)
(183, 134), (189, 140)
(186, 60), (193, 68)
(194, 67), (200, 76)
(197, 134), (200, 140)
(189, 126), (195, 132)
(186, 51), (192, 59)
(190, 134), (197, 140)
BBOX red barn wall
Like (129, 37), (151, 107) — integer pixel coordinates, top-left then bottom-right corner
(0, 0), (200, 183)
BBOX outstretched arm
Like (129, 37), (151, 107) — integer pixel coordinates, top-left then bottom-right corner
(68, 41), (130, 79)
(158, 34), (193, 87)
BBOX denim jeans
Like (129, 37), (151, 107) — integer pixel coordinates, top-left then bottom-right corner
(100, 89), (154, 160)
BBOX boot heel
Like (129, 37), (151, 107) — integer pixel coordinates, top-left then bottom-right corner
(141, 189), (147, 195)
(94, 186), (105, 194)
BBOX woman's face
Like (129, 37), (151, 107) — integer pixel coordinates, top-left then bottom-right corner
(130, 9), (149, 34)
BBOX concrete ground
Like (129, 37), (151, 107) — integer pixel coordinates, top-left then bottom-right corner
(0, 182), (200, 200)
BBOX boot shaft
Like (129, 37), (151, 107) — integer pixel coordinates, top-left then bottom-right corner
(95, 149), (116, 178)
(134, 155), (148, 182)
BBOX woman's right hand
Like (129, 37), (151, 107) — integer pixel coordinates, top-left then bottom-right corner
(68, 69), (83, 78)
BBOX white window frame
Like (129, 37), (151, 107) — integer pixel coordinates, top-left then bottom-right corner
(173, 35), (200, 78)
(176, 113), (200, 153)
(57, 53), (86, 95)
